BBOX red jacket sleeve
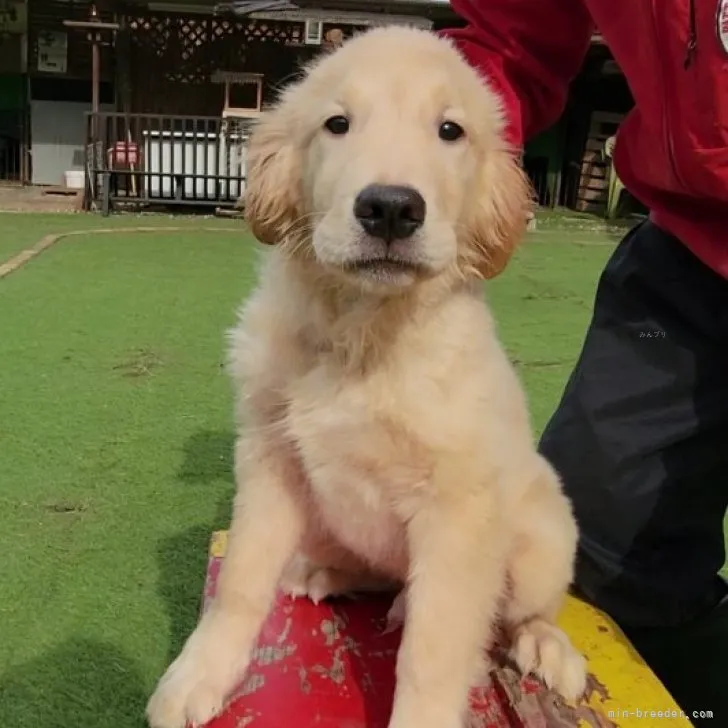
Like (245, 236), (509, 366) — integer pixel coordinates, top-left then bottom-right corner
(440, 0), (594, 148)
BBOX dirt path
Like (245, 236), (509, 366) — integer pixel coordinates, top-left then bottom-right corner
(0, 226), (242, 280)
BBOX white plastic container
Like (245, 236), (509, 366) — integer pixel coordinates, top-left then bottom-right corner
(64, 170), (85, 189)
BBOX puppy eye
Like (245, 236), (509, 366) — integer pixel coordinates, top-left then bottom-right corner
(438, 121), (465, 142)
(324, 115), (350, 135)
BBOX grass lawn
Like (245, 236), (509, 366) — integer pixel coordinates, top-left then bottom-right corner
(0, 212), (723, 727)
(0, 211), (239, 260)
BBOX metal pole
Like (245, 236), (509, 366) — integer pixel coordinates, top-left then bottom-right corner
(92, 41), (100, 116)
(91, 40), (100, 139)
(90, 5), (100, 139)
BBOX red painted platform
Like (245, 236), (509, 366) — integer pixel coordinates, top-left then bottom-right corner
(196, 532), (665, 728)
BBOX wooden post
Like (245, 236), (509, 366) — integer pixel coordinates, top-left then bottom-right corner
(91, 6), (100, 120)
(63, 7), (119, 207)
(63, 7), (120, 143)
(91, 47), (99, 137)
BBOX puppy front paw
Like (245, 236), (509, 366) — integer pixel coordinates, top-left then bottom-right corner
(147, 658), (224, 728)
(510, 618), (587, 702)
(146, 613), (253, 728)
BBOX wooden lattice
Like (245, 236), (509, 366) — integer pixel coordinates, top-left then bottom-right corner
(126, 13), (304, 85)
(120, 11), (369, 115)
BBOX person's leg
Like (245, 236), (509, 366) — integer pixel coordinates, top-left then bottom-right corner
(622, 597), (728, 727)
(537, 220), (728, 723)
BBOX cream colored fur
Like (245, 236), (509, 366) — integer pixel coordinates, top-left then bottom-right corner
(147, 26), (587, 728)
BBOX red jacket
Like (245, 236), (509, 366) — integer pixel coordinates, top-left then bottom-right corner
(442, 0), (728, 279)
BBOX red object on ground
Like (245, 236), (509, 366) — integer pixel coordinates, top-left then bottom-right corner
(199, 542), (574, 728)
(109, 142), (139, 166)
(440, 0), (728, 279)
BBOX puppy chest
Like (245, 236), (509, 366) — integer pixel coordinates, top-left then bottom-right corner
(309, 470), (408, 577)
(285, 396), (423, 575)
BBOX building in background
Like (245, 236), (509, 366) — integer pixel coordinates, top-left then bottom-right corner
(2, 0), (637, 218)
(0, 0), (28, 183)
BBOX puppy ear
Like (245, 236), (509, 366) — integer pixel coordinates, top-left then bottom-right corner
(243, 107), (303, 245)
(464, 147), (534, 279)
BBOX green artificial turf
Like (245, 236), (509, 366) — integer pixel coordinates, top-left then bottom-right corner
(1, 223), (254, 727)
(0, 211), (240, 259)
(0, 215), (724, 727)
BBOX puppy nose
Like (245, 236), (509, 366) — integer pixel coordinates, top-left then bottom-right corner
(353, 185), (426, 242)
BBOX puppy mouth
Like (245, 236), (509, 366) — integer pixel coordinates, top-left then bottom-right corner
(345, 257), (425, 275)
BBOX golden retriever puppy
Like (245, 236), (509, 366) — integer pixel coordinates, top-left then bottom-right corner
(146, 25), (587, 728)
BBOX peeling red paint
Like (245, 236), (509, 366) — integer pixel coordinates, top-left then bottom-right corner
(253, 644), (296, 666)
(312, 644), (348, 685)
(494, 664), (618, 728)
(200, 551), (615, 728)
(586, 673), (611, 703)
(276, 617), (293, 645)
(233, 709), (260, 728)
(298, 666), (312, 695)
(321, 615), (346, 647)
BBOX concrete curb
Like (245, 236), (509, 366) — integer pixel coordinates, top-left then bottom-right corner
(0, 226), (243, 280)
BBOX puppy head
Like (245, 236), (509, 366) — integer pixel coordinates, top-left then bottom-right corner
(244, 26), (533, 291)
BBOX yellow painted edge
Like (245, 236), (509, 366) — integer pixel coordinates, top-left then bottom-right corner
(557, 596), (693, 726)
(208, 531), (692, 726)
(209, 529), (229, 559)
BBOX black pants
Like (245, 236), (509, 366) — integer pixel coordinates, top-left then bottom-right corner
(538, 220), (728, 724)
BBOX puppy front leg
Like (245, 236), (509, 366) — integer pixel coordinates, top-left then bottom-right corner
(146, 435), (305, 728)
(388, 491), (506, 728)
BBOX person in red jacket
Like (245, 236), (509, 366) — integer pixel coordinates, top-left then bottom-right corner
(442, 1), (727, 724)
